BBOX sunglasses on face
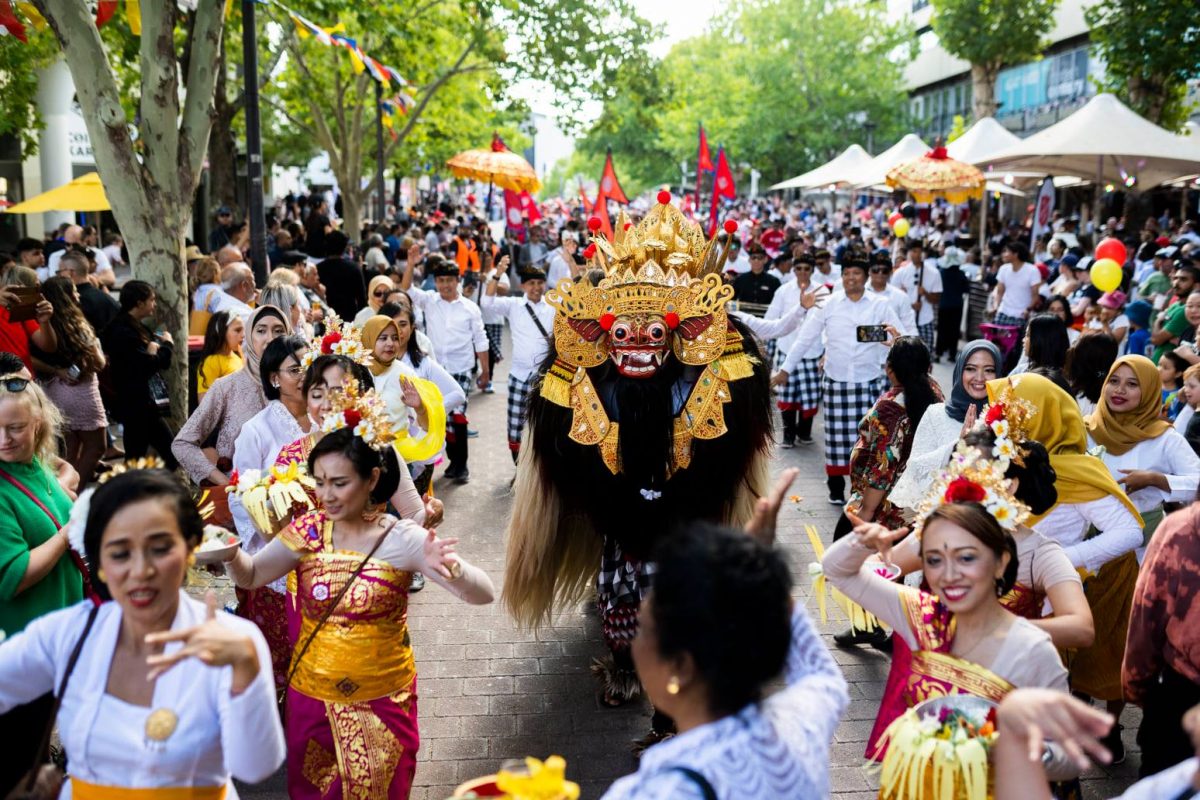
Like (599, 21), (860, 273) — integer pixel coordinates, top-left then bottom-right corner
(0, 376), (29, 393)
(373, 291), (390, 298)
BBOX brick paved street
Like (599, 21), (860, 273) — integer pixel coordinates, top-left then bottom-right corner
(242, 354), (1142, 800)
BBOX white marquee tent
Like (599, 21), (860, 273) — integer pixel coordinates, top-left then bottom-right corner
(769, 144), (874, 190)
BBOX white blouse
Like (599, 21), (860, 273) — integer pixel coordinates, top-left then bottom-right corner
(1087, 430), (1200, 512)
(401, 351), (466, 471)
(889, 404), (963, 511)
(600, 607), (847, 800)
(1033, 495), (1143, 573)
(0, 595), (284, 797)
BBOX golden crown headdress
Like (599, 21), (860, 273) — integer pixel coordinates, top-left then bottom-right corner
(913, 443), (1030, 538)
(300, 312), (367, 369)
(319, 380), (397, 451)
(979, 377), (1038, 467)
(537, 192), (757, 475)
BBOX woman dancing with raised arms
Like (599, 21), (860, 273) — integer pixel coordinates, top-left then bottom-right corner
(220, 387), (493, 799)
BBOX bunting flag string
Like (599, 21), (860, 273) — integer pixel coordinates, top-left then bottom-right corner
(275, 1), (410, 91)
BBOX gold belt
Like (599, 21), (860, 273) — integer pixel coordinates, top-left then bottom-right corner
(290, 617), (416, 703)
(71, 778), (227, 800)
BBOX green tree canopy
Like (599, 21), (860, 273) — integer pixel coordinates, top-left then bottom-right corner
(929, 0), (1059, 120)
(1084, 0), (1200, 130)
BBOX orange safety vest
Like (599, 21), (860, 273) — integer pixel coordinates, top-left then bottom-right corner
(454, 236), (480, 275)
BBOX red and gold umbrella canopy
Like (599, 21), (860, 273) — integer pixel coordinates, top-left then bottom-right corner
(886, 145), (985, 204)
(446, 140), (542, 193)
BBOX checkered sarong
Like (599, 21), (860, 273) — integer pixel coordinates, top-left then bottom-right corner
(484, 322), (504, 363)
(822, 375), (887, 476)
(765, 339), (778, 366)
(506, 373), (537, 448)
(450, 370), (474, 413)
(597, 537), (657, 651)
(994, 312), (1025, 328)
(917, 321), (936, 354)
(778, 356), (823, 413)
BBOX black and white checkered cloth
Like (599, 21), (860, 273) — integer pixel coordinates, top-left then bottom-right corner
(917, 321), (936, 354)
(994, 312), (1025, 328)
(765, 339), (778, 366)
(822, 375), (888, 475)
(778, 356), (823, 412)
(450, 370), (474, 413)
(484, 322), (504, 363)
(506, 373), (537, 445)
(597, 537), (657, 650)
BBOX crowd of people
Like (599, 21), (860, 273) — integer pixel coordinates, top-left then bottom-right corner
(0, 186), (1198, 800)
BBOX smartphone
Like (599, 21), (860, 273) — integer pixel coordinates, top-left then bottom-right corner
(856, 325), (889, 343)
(6, 286), (42, 322)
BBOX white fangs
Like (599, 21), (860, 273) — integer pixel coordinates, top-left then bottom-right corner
(612, 350), (665, 374)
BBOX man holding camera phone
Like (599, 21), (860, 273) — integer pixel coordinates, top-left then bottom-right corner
(0, 286), (56, 373)
(772, 251), (900, 506)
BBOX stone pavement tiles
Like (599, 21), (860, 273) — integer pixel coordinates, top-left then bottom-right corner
(239, 355), (1142, 799)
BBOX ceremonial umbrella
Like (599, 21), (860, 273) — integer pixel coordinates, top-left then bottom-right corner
(4, 171), (111, 213)
(885, 145), (986, 204)
(446, 142), (542, 194)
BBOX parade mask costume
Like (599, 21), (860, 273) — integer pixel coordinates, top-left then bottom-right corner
(503, 193), (773, 703)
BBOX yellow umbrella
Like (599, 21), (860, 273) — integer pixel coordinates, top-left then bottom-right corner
(4, 172), (111, 213)
(446, 144), (541, 193)
(885, 145), (985, 204)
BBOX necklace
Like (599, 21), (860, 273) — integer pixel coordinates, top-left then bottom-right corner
(144, 707), (179, 748)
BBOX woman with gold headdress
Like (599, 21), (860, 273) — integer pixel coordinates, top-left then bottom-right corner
(822, 449), (1079, 781)
(221, 389), (494, 799)
(988, 373), (1143, 763)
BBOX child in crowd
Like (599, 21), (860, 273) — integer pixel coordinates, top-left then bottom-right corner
(1159, 351), (1189, 420)
(1091, 290), (1129, 346)
(1124, 299), (1152, 357)
(1180, 363), (1200, 456)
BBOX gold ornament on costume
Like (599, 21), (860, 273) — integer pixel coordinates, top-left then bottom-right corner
(912, 443), (1030, 540)
(320, 381), (398, 451)
(144, 708), (179, 744)
(300, 312), (368, 370)
(541, 192), (755, 475)
(979, 377), (1038, 468)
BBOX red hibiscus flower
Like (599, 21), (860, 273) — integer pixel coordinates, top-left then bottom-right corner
(944, 477), (986, 504)
(343, 409), (363, 428)
(984, 404), (1005, 425)
(320, 331), (343, 354)
(228, 469), (239, 489)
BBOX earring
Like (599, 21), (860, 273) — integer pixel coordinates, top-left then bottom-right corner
(97, 569), (106, 583)
(362, 503), (385, 523)
(187, 553), (196, 567)
(273, 381), (280, 388)
(666, 676), (681, 695)
(995, 578), (1005, 597)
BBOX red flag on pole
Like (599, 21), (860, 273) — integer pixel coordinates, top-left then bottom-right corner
(708, 146), (736, 237)
(503, 189), (527, 239)
(0, 0), (27, 42)
(518, 191), (542, 224)
(591, 191), (614, 240)
(95, 0), (118, 27)
(579, 183), (592, 213)
(598, 150), (629, 205)
(491, 132), (509, 152)
(697, 124), (714, 172)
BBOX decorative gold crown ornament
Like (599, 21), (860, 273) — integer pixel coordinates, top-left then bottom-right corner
(980, 377), (1038, 468)
(913, 443), (1030, 538)
(319, 381), (398, 451)
(300, 312), (367, 369)
(539, 191), (755, 475)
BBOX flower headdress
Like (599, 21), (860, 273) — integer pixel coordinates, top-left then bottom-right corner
(913, 443), (1029, 537)
(300, 312), (367, 369)
(320, 380), (397, 451)
(980, 377), (1037, 468)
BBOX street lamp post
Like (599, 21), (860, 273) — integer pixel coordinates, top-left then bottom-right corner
(375, 80), (386, 224)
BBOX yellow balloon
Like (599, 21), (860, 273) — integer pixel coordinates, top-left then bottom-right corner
(1091, 257), (1123, 293)
(893, 218), (910, 238)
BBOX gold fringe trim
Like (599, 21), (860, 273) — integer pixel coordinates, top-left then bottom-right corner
(540, 360), (575, 408)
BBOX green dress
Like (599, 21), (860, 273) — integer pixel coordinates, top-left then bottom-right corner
(0, 459), (82, 636)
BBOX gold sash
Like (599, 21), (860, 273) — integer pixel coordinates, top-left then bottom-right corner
(71, 779), (226, 800)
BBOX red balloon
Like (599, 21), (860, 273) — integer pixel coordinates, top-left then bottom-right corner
(1095, 237), (1126, 264)
(888, 211), (903, 225)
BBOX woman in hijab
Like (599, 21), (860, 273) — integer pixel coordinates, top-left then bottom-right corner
(1086, 354), (1200, 556)
(360, 315), (442, 440)
(890, 339), (1002, 511)
(172, 306), (291, 527)
(990, 372), (1144, 764)
(354, 275), (396, 327)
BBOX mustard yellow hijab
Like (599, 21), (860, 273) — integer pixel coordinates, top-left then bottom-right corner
(1085, 354), (1172, 457)
(361, 315), (399, 377)
(986, 373), (1141, 525)
(367, 275), (393, 313)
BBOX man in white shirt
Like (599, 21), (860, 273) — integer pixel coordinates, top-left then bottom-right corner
(994, 242), (1043, 329)
(890, 240), (942, 354)
(867, 250), (918, 337)
(813, 248), (840, 287)
(402, 253), (489, 483)
(45, 227), (114, 286)
(773, 251), (901, 505)
(210, 262), (256, 321)
(545, 234), (578, 290)
(481, 257), (555, 462)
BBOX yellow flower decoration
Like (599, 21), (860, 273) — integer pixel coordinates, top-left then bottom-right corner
(495, 756), (580, 800)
